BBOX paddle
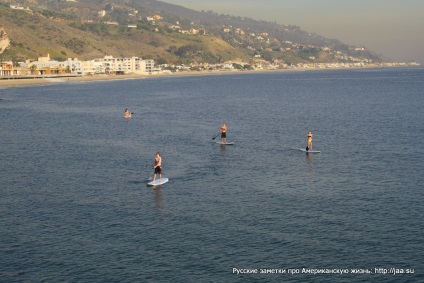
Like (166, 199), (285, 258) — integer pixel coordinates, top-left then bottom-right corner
(212, 132), (220, 140)
(148, 168), (154, 181)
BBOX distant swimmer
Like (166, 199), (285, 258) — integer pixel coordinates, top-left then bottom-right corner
(306, 131), (313, 151)
(124, 108), (132, 119)
(220, 123), (227, 143)
(153, 151), (162, 182)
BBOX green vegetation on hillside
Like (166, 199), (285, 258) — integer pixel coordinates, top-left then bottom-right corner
(0, 5), (249, 64)
(0, 0), (389, 65)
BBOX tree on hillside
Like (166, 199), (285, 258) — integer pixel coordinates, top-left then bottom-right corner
(29, 65), (37, 75)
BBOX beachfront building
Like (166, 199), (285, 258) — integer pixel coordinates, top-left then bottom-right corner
(78, 60), (103, 75)
(10, 54), (156, 76)
(0, 61), (31, 76)
(65, 58), (83, 74)
(28, 54), (83, 75)
(0, 61), (16, 76)
(92, 56), (155, 74)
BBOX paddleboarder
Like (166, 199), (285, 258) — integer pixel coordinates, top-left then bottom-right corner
(124, 108), (131, 119)
(153, 151), (162, 182)
(306, 131), (313, 151)
(220, 123), (227, 143)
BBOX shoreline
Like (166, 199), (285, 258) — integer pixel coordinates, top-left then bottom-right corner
(0, 70), (250, 89)
(0, 66), (421, 89)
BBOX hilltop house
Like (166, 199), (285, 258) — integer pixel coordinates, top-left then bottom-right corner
(147, 15), (162, 21)
(10, 5), (30, 11)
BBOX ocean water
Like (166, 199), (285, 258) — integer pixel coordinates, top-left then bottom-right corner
(1, 68), (423, 282)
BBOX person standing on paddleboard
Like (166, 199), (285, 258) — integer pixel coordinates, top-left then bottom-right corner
(153, 152), (162, 182)
(306, 131), (313, 151)
(220, 123), (227, 143)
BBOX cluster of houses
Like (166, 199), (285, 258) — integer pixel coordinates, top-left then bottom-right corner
(0, 54), (157, 77)
(1, 53), (420, 78)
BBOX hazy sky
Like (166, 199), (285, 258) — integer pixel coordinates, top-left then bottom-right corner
(162, 0), (424, 63)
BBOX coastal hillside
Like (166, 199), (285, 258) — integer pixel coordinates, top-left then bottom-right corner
(0, 0), (389, 64)
(0, 4), (248, 63)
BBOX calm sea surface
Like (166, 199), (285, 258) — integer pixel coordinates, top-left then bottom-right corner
(1, 68), (424, 282)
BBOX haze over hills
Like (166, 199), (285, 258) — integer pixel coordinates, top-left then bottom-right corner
(0, 0), (393, 66)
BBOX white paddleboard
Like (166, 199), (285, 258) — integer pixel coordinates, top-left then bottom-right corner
(300, 148), (321, 153)
(215, 141), (235, 145)
(147, 178), (169, 187)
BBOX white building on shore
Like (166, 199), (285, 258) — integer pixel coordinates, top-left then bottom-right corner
(92, 56), (155, 74)
(25, 54), (156, 75)
(26, 54), (82, 75)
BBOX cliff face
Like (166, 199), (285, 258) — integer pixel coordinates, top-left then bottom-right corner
(0, 28), (11, 54)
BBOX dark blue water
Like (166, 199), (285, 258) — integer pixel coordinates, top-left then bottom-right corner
(1, 68), (423, 282)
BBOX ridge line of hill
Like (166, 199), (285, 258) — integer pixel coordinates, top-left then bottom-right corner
(0, 0), (394, 66)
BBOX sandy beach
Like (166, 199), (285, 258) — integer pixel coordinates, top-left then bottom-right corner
(0, 73), (155, 89)
(0, 68), (338, 89)
(0, 70), (250, 89)
(0, 65), (415, 89)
